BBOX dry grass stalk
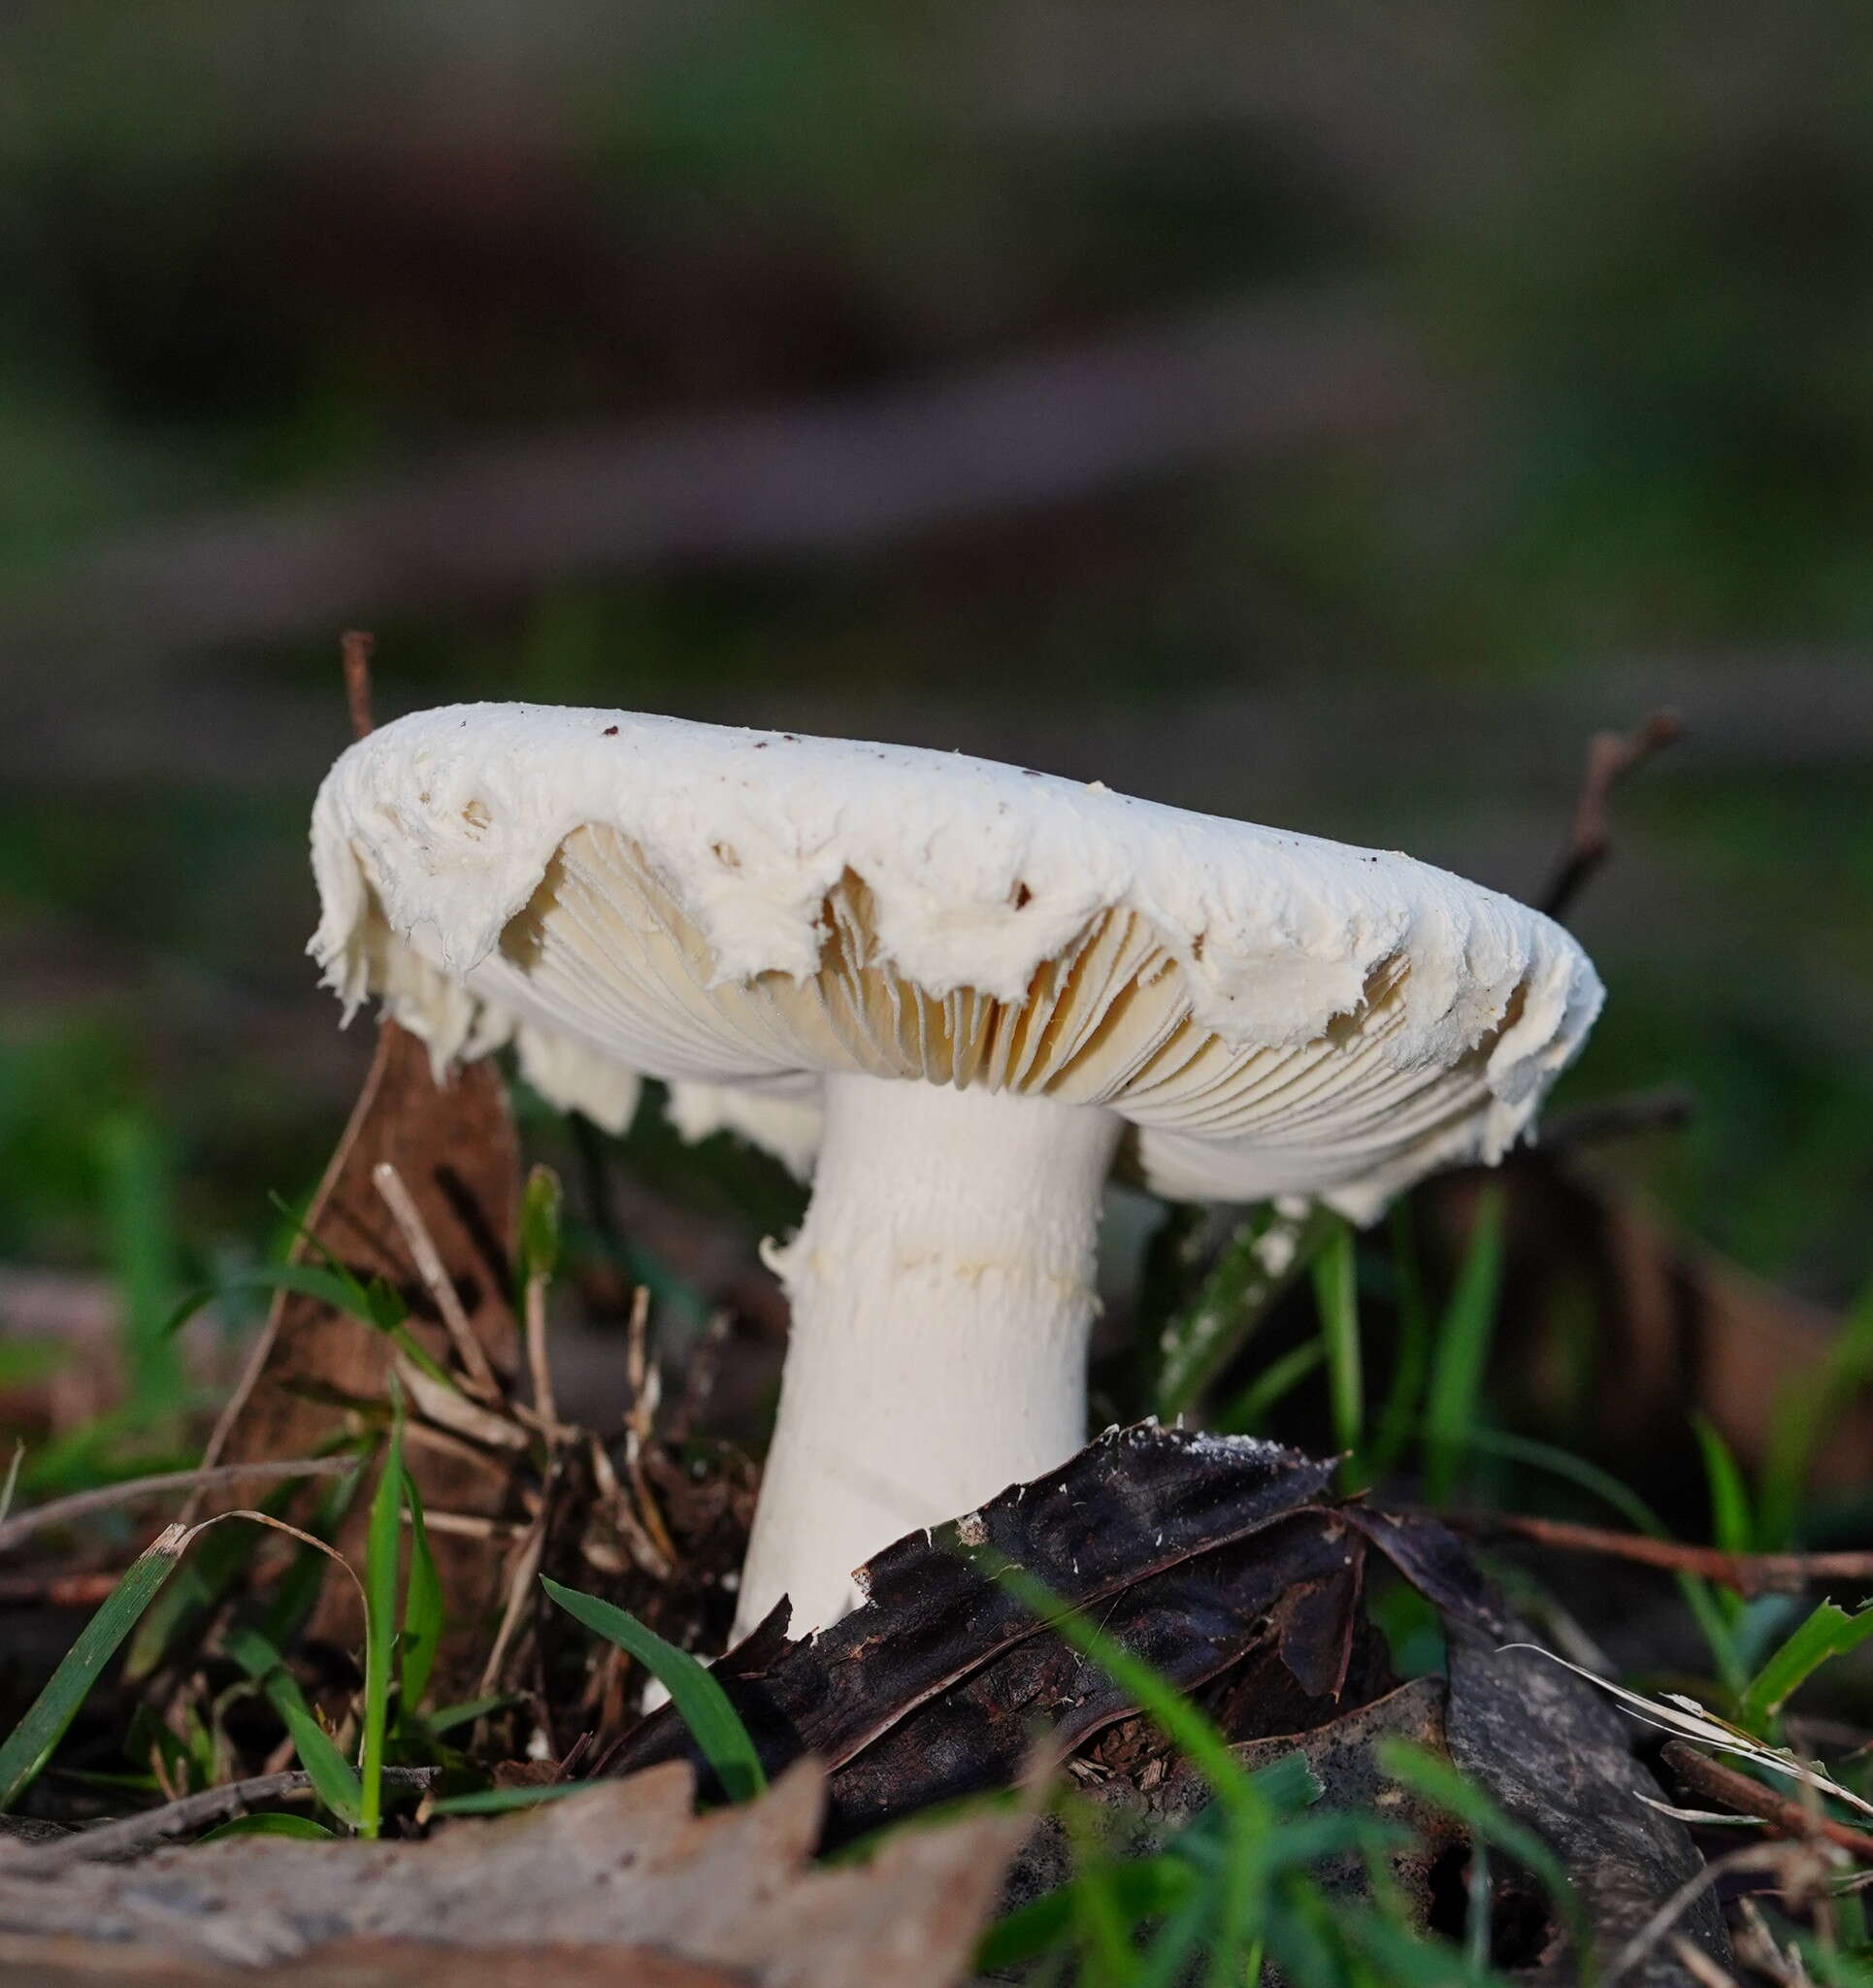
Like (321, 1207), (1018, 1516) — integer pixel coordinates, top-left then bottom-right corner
(374, 1161), (504, 1403)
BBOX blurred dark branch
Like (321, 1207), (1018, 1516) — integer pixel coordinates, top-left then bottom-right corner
(15, 294), (1421, 661)
(0, 1457), (351, 1555)
(1539, 1086), (1695, 1153)
(1442, 1508), (1873, 1599)
(10, 1768), (437, 1870)
(1538, 711), (1684, 922)
(0, 1570), (123, 1609)
(341, 629), (376, 740)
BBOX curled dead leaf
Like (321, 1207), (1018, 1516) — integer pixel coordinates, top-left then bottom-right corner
(0, 1759), (1024, 1988)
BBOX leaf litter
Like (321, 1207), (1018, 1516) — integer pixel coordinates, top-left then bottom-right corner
(0, 699), (1806, 1986)
(0, 1759), (1027, 1987)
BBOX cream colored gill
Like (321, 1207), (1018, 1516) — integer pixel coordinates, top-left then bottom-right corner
(409, 820), (1527, 1179)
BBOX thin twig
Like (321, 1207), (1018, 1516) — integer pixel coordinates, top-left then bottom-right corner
(1670, 1933), (1745, 1988)
(1602, 1841), (1827, 1988)
(407, 1508), (526, 1541)
(1732, 1898), (1809, 1986)
(1538, 710), (1684, 922)
(621, 1287), (677, 1571)
(392, 1350), (527, 1450)
(587, 1431), (672, 1582)
(399, 1416), (523, 1481)
(6, 1767), (436, 1872)
(1438, 1508), (1873, 1598)
(1664, 1741), (1873, 1864)
(0, 1570), (125, 1607)
(183, 1508), (370, 1623)
(478, 1491), (551, 1698)
(623, 1284), (657, 1455)
(667, 1308), (735, 1443)
(0, 1457), (353, 1555)
(341, 630), (375, 741)
(372, 1160), (503, 1403)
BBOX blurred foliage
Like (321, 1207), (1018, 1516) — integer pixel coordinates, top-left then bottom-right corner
(2, 1), (1872, 1312)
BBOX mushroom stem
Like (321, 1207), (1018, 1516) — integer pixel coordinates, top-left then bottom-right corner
(738, 1073), (1123, 1640)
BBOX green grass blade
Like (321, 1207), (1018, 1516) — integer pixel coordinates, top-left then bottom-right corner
(1464, 1841), (1492, 1971)
(399, 1470), (444, 1715)
(1312, 1221), (1363, 1478)
(1215, 1341), (1325, 1436)
(224, 1625), (363, 1827)
(1130, 1875), (1219, 1988)
(975, 1853), (1196, 1973)
(985, 1557), (1261, 1816)
(1459, 1428), (1664, 1533)
(160, 1265), (374, 1340)
(430, 1780), (601, 1815)
(520, 1164), (564, 1285)
(1061, 1796), (1136, 1986)
(266, 1191), (376, 1308)
(424, 1693), (521, 1737)
(1691, 1411), (1756, 1556)
(255, 1207), (463, 1395)
(258, 1197), (446, 1385)
(541, 1576), (766, 1803)
(0, 1523), (185, 1809)
(198, 1812), (335, 1841)
(974, 1740), (1328, 1979)
(97, 1115), (184, 1413)
(1343, 1905), (1503, 1988)
(1758, 1277), (1873, 1550)
(1153, 1206), (1332, 1421)
(1740, 1601), (1873, 1731)
(0, 1441), (22, 1527)
(358, 1427), (404, 1839)
(1421, 1188), (1504, 1506)
(1461, 1425), (1746, 1693)
(1368, 1200), (1435, 1478)
(1375, 1738), (1588, 1960)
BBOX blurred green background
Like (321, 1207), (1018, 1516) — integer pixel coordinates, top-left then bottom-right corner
(4, 2), (1872, 1308)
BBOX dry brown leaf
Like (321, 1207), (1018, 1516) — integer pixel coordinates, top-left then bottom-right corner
(195, 1019), (521, 1685)
(0, 1761), (1024, 1988)
(1433, 1157), (1873, 1488)
(0, 1933), (746, 1987)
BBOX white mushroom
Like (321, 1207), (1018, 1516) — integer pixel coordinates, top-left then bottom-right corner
(311, 704), (1602, 1639)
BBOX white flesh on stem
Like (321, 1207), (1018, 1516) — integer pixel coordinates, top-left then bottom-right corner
(737, 1073), (1123, 1640)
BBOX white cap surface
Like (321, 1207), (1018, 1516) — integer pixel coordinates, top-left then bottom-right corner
(312, 702), (1602, 1215)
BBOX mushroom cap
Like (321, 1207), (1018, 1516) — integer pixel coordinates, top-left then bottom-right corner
(312, 703), (1603, 1216)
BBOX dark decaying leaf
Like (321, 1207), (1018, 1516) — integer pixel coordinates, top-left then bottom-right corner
(825, 1516), (1361, 1842)
(1338, 1505), (1505, 1634)
(1001, 1676), (1462, 1938)
(0, 1759), (1025, 1988)
(194, 1020), (521, 1690)
(1444, 1635), (1731, 1987)
(999, 1649), (1729, 1988)
(606, 1425), (1500, 1840)
(608, 1429), (1334, 1778)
